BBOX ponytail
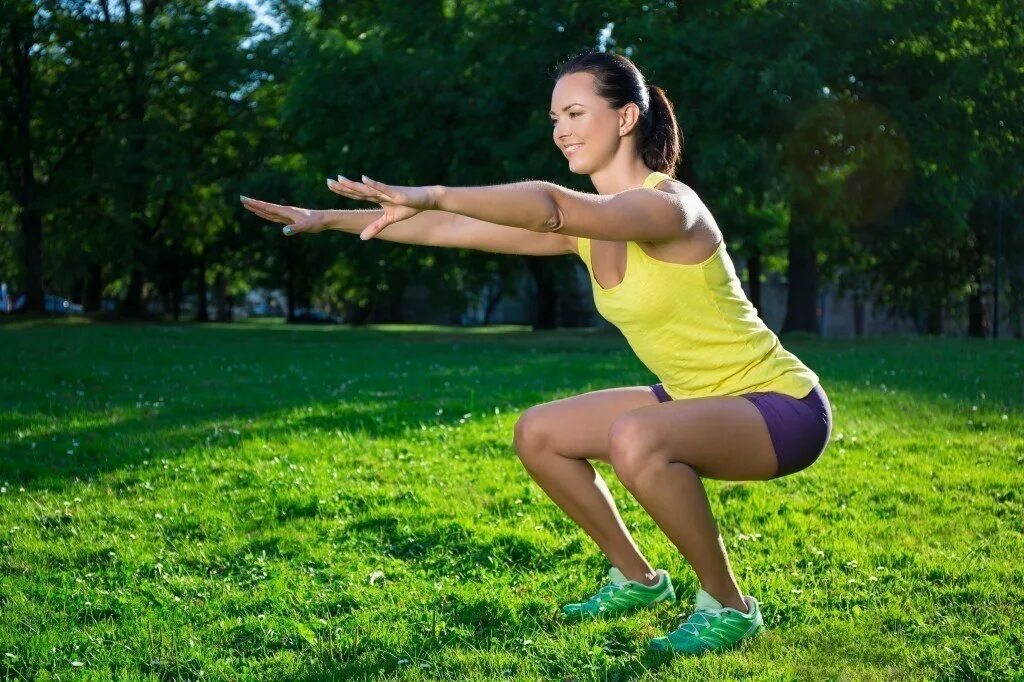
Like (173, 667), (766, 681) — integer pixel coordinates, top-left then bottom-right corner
(640, 83), (681, 176)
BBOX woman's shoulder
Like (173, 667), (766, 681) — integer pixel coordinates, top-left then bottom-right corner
(648, 173), (693, 199)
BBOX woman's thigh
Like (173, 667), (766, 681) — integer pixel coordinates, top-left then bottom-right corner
(514, 386), (660, 462)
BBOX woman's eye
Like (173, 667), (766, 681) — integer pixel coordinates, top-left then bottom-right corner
(551, 112), (580, 126)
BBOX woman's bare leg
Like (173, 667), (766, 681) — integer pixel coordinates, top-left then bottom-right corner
(606, 395), (779, 612)
(513, 386), (662, 584)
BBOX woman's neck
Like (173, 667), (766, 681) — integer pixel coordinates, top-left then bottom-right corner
(589, 157), (656, 195)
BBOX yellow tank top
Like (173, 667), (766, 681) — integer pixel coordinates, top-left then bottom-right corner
(575, 171), (819, 400)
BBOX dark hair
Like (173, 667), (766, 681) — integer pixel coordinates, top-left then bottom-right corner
(554, 49), (681, 176)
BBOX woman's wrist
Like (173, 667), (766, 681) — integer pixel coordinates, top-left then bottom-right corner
(429, 185), (446, 211)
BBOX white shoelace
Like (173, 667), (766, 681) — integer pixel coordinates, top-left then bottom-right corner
(678, 607), (722, 636)
(585, 582), (624, 606)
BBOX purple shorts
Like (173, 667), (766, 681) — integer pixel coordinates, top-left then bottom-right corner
(649, 382), (832, 478)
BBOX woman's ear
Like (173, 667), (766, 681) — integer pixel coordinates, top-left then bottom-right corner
(619, 102), (641, 137)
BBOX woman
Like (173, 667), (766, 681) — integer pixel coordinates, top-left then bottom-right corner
(240, 49), (832, 656)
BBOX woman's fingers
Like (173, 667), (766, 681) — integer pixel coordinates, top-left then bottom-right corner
(327, 177), (372, 201)
(328, 176), (391, 204)
(326, 181), (362, 201)
(244, 203), (283, 223)
(240, 196), (291, 223)
(360, 175), (395, 202)
(240, 196), (280, 212)
(359, 215), (392, 240)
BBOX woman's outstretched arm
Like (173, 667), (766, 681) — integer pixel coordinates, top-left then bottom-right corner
(328, 174), (694, 244)
(240, 197), (573, 255)
(328, 208), (573, 255)
(433, 180), (696, 242)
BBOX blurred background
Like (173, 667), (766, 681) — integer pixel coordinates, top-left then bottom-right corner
(1, 0), (1021, 337)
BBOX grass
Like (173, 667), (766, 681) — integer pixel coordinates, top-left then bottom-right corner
(0, 318), (1021, 680)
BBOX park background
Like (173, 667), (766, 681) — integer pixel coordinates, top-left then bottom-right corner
(1, 1), (1022, 680)
(1, 0), (1022, 335)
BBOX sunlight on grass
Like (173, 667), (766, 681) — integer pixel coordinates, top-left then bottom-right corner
(0, 322), (1021, 679)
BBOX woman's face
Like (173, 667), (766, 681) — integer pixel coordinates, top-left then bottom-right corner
(549, 72), (621, 174)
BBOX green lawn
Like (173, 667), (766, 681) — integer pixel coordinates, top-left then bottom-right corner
(1, 319), (1021, 680)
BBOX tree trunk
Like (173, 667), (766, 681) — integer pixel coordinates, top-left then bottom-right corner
(20, 211), (44, 312)
(967, 289), (989, 338)
(525, 257), (558, 330)
(214, 272), (230, 321)
(120, 0), (158, 321)
(853, 296), (865, 336)
(390, 283), (405, 322)
(746, 248), (762, 313)
(121, 268), (146, 317)
(924, 305), (943, 335)
(8, 19), (45, 312)
(171, 275), (182, 321)
(483, 285), (503, 325)
(196, 252), (209, 322)
(967, 201), (991, 338)
(370, 283), (404, 323)
(83, 264), (103, 312)
(285, 260), (296, 322)
(781, 222), (819, 333)
(345, 299), (372, 325)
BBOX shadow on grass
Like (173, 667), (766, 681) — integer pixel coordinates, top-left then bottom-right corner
(0, 401), (399, 488)
(2, 322), (1019, 493)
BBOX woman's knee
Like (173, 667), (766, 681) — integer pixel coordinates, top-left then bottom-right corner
(608, 415), (665, 489)
(513, 407), (553, 465)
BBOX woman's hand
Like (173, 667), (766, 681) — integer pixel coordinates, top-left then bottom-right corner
(327, 174), (440, 240)
(239, 196), (330, 236)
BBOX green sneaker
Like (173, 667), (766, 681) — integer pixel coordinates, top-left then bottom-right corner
(650, 588), (763, 655)
(561, 567), (675, 619)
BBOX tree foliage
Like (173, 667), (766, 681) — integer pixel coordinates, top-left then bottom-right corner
(1, 0), (1021, 335)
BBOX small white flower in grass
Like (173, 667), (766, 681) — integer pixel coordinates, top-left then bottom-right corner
(368, 569), (385, 585)
(1003, 414), (1009, 420)
(523, 639), (533, 646)
(398, 659), (409, 665)
(71, 661), (85, 667)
